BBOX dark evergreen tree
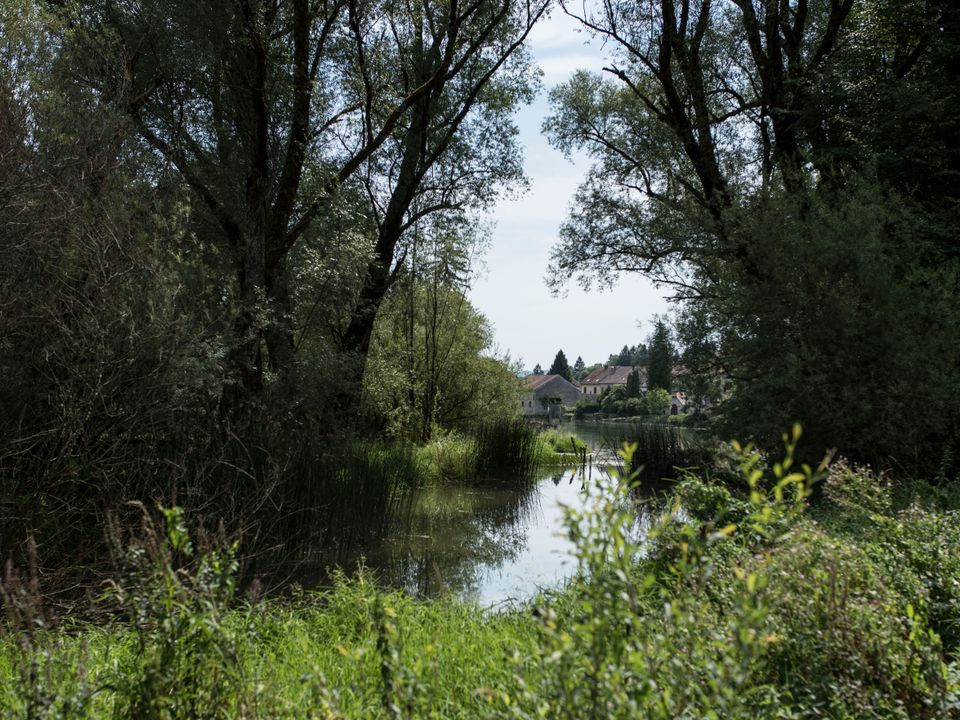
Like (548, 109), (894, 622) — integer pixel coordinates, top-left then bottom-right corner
(573, 355), (586, 379)
(532, 364), (544, 375)
(646, 321), (673, 392)
(548, 350), (572, 381)
(631, 344), (648, 367)
(625, 369), (641, 398)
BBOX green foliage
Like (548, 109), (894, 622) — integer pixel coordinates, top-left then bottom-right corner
(574, 398), (600, 417)
(544, 431), (587, 455)
(714, 185), (960, 469)
(646, 320), (673, 392)
(646, 387), (671, 417)
(364, 281), (521, 441)
(415, 432), (478, 482)
(547, 349), (572, 381)
(2, 431), (960, 717)
(102, 505), (252, 719)
(543, 0), (960, 475)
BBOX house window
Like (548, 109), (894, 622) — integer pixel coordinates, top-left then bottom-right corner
(592, 386), (597, 394)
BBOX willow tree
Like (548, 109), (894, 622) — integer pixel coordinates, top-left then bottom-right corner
(338, 0), (543, 404)
(65, 0), (547, 415)
(546, 0), (960, 467)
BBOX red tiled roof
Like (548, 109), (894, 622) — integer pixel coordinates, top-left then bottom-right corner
(580, 365), (644, 386)
(522, 374), (559, 390)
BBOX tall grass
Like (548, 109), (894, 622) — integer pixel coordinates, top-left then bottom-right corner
(3, 434), (958, 718)
(472, 419), (542, 482)
(180, 438), (423, 581)
(608, 421), (712, 486)
(267, 441), (421, 561)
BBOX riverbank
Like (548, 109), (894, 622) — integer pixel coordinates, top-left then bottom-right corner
(3, 436), (958, 718)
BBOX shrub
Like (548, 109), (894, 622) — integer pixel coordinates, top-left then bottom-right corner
(103, 505), (253, 719)
(621, 397), (644, 416)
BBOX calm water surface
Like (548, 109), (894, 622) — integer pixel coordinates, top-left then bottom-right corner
(334, 421), (661, 606)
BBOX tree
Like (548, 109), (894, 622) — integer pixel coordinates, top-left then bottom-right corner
(573, 355), (586, 379)
(532, 364), (544, 376)
(336, 0), (547, 400)
(68, 0), (547, 415)
(548, 350), (573, 381)
(671, 306), (720, 417)
(625, 369), (641, 399)
(545, 0), (960, 469)
(646, 320), (673, 392)
(364, 253), (521, 440)
(646, 388), (671, 417)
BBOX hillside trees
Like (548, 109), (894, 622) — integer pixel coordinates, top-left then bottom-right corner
(545, 0), (960, 468)
(64, 0), (546, 418)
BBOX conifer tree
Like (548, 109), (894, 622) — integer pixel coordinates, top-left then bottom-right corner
(646, 320), (673, 392)
(548, 350), (572, 381)
(573, 355), (586, 379)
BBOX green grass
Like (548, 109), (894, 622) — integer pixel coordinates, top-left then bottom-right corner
(414, 432), (477, 482)
(537, 429), (588, 467)
(3, 433), (959, 718)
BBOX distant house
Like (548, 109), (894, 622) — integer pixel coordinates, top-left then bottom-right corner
(520, 374), (581, 419)
(579, 365), (646, 397)
(670, 391), (687, 416)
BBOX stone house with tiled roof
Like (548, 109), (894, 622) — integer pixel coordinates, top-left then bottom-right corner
(579, 365), (647, 398)
(520, 374), (581, 418)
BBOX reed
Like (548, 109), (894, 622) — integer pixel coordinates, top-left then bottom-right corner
(190, 437), (422, 579)
(472, 419), (542, 483)
(609, 421), (712, 486)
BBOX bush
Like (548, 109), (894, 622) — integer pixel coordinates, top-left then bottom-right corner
(2, 430), (958, 718)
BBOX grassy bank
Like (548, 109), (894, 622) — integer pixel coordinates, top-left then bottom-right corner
(415, 422), (583, 483)
(3, 429), (959, 718)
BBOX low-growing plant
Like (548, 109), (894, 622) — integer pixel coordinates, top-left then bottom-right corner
(505, 428), (819, 719)
(103, 504), (253, 719)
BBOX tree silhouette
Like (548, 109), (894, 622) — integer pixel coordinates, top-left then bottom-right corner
(548, 350), (572, 381)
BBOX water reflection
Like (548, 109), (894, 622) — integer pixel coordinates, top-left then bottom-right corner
(331, 462), (658, 606)
(313, 424), (674, 605)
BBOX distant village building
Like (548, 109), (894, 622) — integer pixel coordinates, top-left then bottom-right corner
(670, 391), (688, 416)
(579, 365), (647, 396)
(520, 374), (581, 418)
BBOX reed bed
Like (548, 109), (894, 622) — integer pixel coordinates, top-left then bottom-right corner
(472, 419), (543, 483)
(607, 421), (713, 486)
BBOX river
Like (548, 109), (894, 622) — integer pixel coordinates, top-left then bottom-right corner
(337, 420), (664, 606)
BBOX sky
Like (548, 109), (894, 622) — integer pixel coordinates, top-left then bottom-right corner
(467, 10), (670, 372)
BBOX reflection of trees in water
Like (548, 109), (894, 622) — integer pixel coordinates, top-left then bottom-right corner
(323, 465), (667, 599)
(391, 478), (542, 597)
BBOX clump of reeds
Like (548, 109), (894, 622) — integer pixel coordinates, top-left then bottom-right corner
(272, 440), (421, 557)
(611, 422), (712, 486)
(472, 419), (542, 483)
